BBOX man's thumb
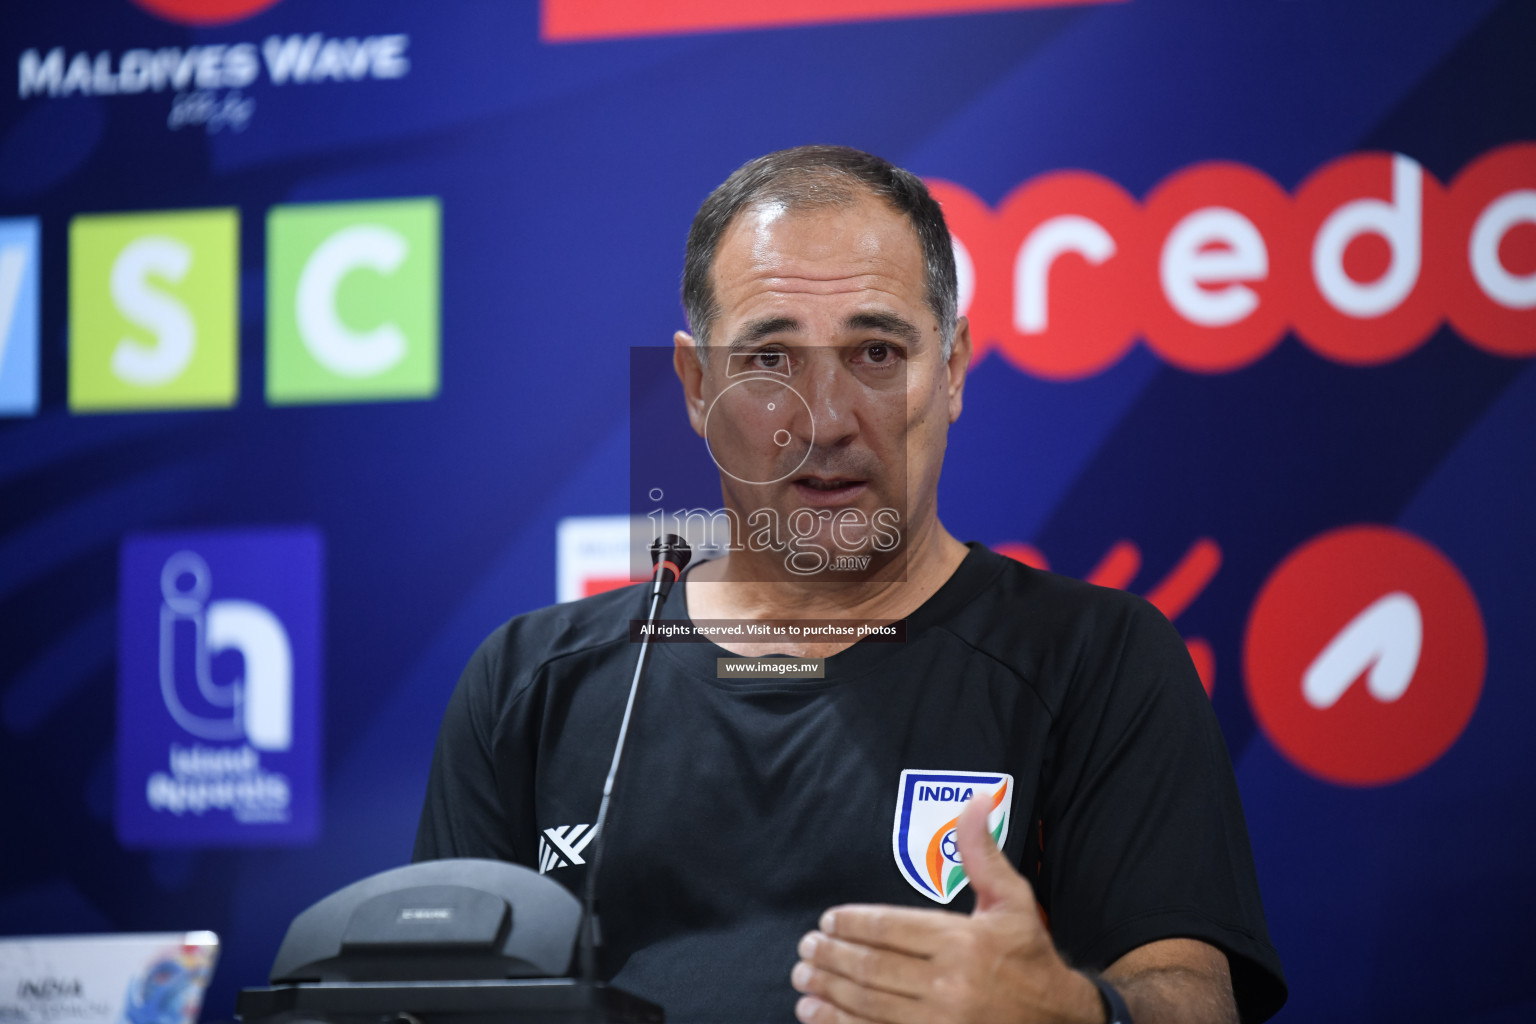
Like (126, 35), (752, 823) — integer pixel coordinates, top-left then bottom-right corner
(957, 791), (1033, 914)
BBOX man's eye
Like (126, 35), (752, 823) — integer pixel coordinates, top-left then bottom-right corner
(754, 351), (783, 369)
(862, 343), (903, 364)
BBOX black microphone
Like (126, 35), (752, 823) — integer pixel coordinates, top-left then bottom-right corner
(649, 534), (689, 601)
(578, 534), (692, 983)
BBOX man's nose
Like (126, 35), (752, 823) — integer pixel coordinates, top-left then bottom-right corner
(797, 356), (860, 448)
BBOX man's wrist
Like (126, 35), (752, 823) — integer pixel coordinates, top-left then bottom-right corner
(1049, 969), (1111, 1024)
(1086, 973), (1134, 1024)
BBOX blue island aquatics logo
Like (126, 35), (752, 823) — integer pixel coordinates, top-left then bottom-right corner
(891, 770), (1013, 904)
(116, 527), (322, 847)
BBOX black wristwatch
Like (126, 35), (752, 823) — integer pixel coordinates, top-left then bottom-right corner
(1089, 974), (1134, 1024)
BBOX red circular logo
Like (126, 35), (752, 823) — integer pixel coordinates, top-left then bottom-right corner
(131, 0), (282, 26)
(1243, 525), (1485, 786)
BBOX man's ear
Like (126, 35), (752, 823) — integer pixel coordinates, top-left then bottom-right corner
(946, 316), (973, 424)
(673, 330), (708, 437)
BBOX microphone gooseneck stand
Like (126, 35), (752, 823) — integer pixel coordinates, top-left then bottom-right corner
(579, 535), (691, 984)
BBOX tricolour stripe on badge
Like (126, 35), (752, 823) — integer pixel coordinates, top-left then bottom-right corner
(923, 783), (1009, 895)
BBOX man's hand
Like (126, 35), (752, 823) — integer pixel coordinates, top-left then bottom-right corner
(790, 794), (1103, 1024)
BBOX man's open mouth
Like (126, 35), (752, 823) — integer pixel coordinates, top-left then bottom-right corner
(792, 476), (868, 504)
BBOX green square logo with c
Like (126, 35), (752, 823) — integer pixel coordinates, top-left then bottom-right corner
(69, 208), (239, 412)
(266, 198), (440, 405)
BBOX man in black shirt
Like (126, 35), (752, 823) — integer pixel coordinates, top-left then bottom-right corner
(415, 146), (1286, 1023)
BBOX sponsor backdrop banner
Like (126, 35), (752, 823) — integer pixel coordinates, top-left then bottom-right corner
(1, 0), (1532, 1020)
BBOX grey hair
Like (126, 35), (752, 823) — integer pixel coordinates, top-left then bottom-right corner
(681, 145), (958, 362)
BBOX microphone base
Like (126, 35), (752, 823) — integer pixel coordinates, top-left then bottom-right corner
(236, 978), (663, 1023)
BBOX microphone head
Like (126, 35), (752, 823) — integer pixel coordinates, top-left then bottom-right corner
(649, 534), (693, 580)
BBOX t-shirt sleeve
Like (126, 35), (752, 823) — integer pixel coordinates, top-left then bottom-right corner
(1038, 595), (1287, 1023)
(412, 630), (534, 865)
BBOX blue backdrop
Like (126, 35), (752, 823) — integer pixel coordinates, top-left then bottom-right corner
(2, 1), (1533, 1021)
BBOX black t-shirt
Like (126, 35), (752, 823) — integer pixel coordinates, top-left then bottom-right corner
(414, 543), (1286, 1022)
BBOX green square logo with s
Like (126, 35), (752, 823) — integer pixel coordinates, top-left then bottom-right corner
(69, 208), (239, 412)
(266, 198), (440, 405)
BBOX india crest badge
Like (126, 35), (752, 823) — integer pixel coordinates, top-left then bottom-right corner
(891, 769), (1014, 904)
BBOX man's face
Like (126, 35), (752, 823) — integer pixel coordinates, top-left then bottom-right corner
(674, 192), (970, 577)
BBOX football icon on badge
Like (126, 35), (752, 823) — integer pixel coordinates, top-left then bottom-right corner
(891, 770), (1013, 904)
